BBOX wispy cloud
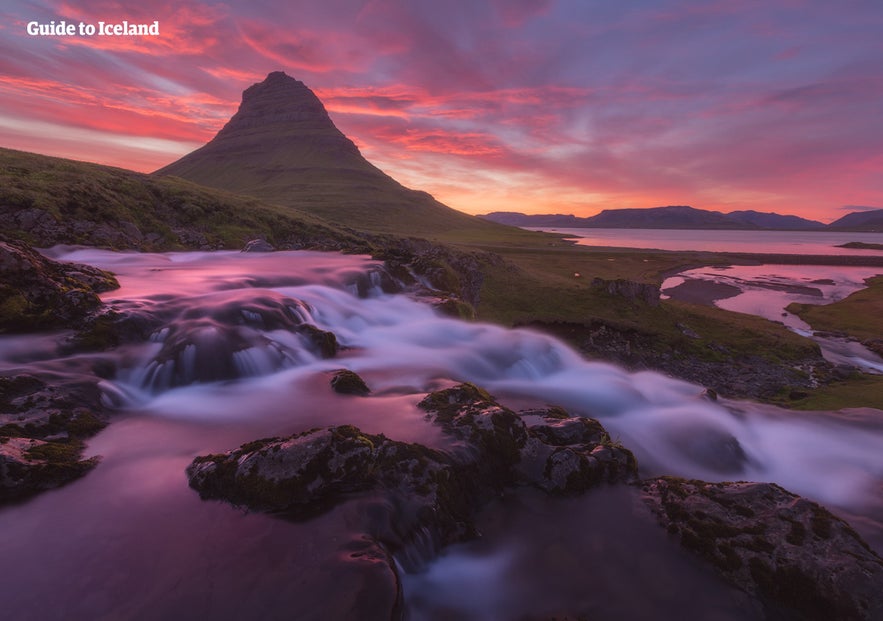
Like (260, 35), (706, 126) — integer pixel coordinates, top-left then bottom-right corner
(2, 0), (882, 222)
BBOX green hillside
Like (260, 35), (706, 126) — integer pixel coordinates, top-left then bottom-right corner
(0, 147), (367, 251)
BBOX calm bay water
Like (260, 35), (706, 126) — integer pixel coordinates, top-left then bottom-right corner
(528, 227), (883, 255)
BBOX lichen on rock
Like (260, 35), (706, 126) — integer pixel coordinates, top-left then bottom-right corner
(642, 476), (883, 620)
(0, 373), (108, 502)
(0, 237), (119, 333)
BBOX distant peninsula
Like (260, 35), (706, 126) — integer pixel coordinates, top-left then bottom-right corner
(479, 206), (883, 232)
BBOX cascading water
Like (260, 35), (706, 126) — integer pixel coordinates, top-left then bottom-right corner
(1, 248), (881, 620)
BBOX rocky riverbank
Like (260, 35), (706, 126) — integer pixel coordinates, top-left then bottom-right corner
(187, 379), (883, 621)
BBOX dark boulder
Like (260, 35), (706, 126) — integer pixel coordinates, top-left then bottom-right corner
(330, 370), (370, 395)
(642, 477), (883, 620)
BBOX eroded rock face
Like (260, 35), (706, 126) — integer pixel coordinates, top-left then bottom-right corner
(0, 238), (119, 332)
(642, 477), (883, 620)
(591, 277), (660, 306)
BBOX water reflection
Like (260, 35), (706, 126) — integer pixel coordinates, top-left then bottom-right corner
(662, 264), (883, 372)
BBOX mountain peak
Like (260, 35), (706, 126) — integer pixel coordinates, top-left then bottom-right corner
(154, 72), (502, 236)
(215, 71), (343, 141)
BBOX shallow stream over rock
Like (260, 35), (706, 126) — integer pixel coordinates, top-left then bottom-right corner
(1, 248), (882, 619)
(662, 264), (883, 373)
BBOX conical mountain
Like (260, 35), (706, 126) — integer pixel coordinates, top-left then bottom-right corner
(155, 71), (504, 237)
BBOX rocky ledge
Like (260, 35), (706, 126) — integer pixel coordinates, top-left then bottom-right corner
(0, 237), (118, 332)
(187, 380), (883, 621)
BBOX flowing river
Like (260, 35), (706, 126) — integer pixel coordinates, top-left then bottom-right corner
(1, 248), (882, 620)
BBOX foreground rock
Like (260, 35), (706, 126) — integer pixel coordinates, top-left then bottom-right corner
(0, 237), (118, 332)
(0, 373), (108, 502)
(642, 477), (883, 620)
(187, 384), (637, 556)
(330, 369), (371, 395)
(418, 384), (637, 494)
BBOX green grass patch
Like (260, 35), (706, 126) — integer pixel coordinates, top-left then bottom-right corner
(787, 375), (883, 410)
(787, 276), (883, 342)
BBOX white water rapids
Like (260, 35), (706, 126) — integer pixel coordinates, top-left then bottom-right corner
(2, 248), (882, 620)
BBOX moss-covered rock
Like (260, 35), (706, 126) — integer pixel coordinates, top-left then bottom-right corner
(188, 384), (637, 557)
(0, 237), (118, 333)
(0, 436), (100, 502)
(300, 324), (340, 358)
(0, 372), (109, 503)
(330, 370), (371, 395)
(642, 477), (883, 620)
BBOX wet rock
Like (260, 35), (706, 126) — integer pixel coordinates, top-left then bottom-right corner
(519, 410), (639, 494)
(417, 387), (638, 493)
(300, 324), (339, 358)
(0, 437), (101, 502)
(242, 238), (275, 252)
(863, 339), (883, 357)
(0, 238), (119, 333)
(187, 425), (480, 550)
(0, 373), (108, 502)
(188, 384), (636, 548)
(418, 383), (528, 473)
(642, 477), (883, 621)
(330, 370), (370, 395)
(372, 237), (501, 307)
(131, 293), (340, 390)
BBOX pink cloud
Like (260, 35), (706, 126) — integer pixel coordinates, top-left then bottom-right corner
(2, 0), (882, 222)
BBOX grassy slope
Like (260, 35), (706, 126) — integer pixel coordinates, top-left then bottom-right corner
(784, 276), (883, 410)
(455, 239), (819, 365)
(0, 148), (367, 251)
(787, 276), (883, 342)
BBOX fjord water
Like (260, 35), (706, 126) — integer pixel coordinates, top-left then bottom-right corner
(1, 249), (882, 620)
(530, 227), (883, 254)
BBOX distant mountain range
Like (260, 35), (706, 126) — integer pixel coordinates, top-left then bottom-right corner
(479, 206), (883, 232)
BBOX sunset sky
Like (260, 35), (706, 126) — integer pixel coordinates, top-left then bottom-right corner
(2, 0), (882, 222)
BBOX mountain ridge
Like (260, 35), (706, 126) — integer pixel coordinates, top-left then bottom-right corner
(477, 207), (879, 231)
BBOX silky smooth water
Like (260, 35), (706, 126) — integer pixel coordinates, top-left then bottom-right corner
(1, 248), (881, 620)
